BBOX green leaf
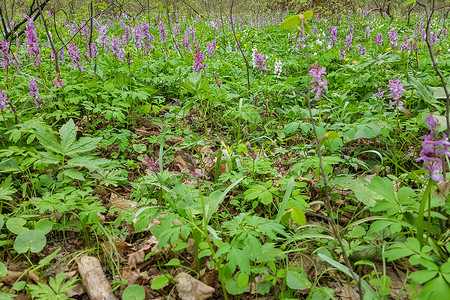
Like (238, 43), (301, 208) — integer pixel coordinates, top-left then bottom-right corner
(303, 11), (314, 20)
(290, 207), (306, 225)
(409, 270), (438, 284)
(402, 0), (416, 7)
(62, 169), (85, 180)
(420, 274), (450, 299)
(66, 137), (102, 156)
(225, 278), (247, 295)
(0, 262), (7, 277)
(6, 217), (28, 235)
(151, 275), (169, 290)
(279, 15), (301, 29)
(38, 248), (61, 268)
(286, 269), (311, 290)
(34, 219), (53, 235)
(34, 122), (62, 154)
(237, 273), (249, 288)
(122, 285), (145, 300)
(164, 258), (180, 266)
(318, 253), (378, 298)
(13, 230), (47, 253)
(133, 144), (147, 153)
(228, 248), (250, 274)
(59, 119), (77, 155)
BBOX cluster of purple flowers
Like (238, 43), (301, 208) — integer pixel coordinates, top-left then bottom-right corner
(0, 90), (10, 112)
(0, 41), (14, 69)
(373, 87), (386, 99)
(416, 115), (450, 181)
(54, 73), (65, 88)
(309, 61), (328, 99)
(143, 154), (160, 173)
(388, 77), (404, 110)
(29, 78), (40, 107)
(345, 33), (353, 51)
(251, 47), (267, 71)
(339, 47), (346, 60)
(68, 43), (84, 71)
(357, 43), (366, 55)
(365, 26), (371, 39)
(206, 40), (216, 58)
(111, 36), (126, 61)
(24, 17), (41, 67)
(158, 21), (167, 44)
(329, 26), (338, 46)
(388, 29), (398, 47)
(375, 33), (383, 47)
(193, 47), (206, 72)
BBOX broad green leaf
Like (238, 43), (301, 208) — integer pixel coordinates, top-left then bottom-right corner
(34, 219), (53, 235)
(62, 169), (85, 180)
(34, 122), (62, 154)
(66, 137), (102, 156)
(286, 269), (311, 290)
(226, 278), (247, 295)
(228, 248), (250, 274)
(151, 275), (169, 289)
(164, 258), (180, 266)
(402, 0), (416, 7)
(303, 11), (314, 20)
(291, 207), (306, 225)
(237, 273), (249, 288)
(419, 274), (450, 299)
(6, 217), (28, 235)
(122, 285), (145, 300)
(14, 230), (46, 253)
(59, 119), (77, 155)
(279, 15), (301, 29)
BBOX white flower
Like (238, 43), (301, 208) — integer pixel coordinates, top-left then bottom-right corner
(273, 58), (282, 78)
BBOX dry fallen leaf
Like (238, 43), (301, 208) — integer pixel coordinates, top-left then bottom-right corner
(175, 272), (214, 300)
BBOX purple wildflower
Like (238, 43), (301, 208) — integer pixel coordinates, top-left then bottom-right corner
(416, 115), (450, 181)
(313, 25), (318, 35)
(375, 33), (383, 47)
(357, 43), (366, 54)
(329, 26), (338, 46)
(309, 61), (328, 99)
(339, 47), (346, 60)
(143, 154), (160, 173)
(0, 90), (10, 112)
(388, 77), (404, 110)
(54, 73), (65, 88)
(388, 28), (398, 47)
(345, 34), (353, 51)
(206, 40), (216, 58)
(349, 23), (354, 35)
(0, 40), (13, 68)
(365, 26), (371, 39)
(441, 27), (448, 40)
(111, 36), (125, 61)
(29, 78), (40, 107)
(24, 17), (41, 67)
(251, 47), (267, 71)
(374, 87), (386, 99)
(430, 32), (439, 46)
(158, 21), (167, 44)
(68, 43), (84, 71)
(193, 47), (206, 72)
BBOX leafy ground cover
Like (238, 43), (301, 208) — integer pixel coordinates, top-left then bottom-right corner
(1, 2), (450, 299)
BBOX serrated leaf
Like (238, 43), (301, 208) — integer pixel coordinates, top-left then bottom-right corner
(62, 169), (85, 180)
(34, 122), (61, 154)
(59, 119), (78, 155)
